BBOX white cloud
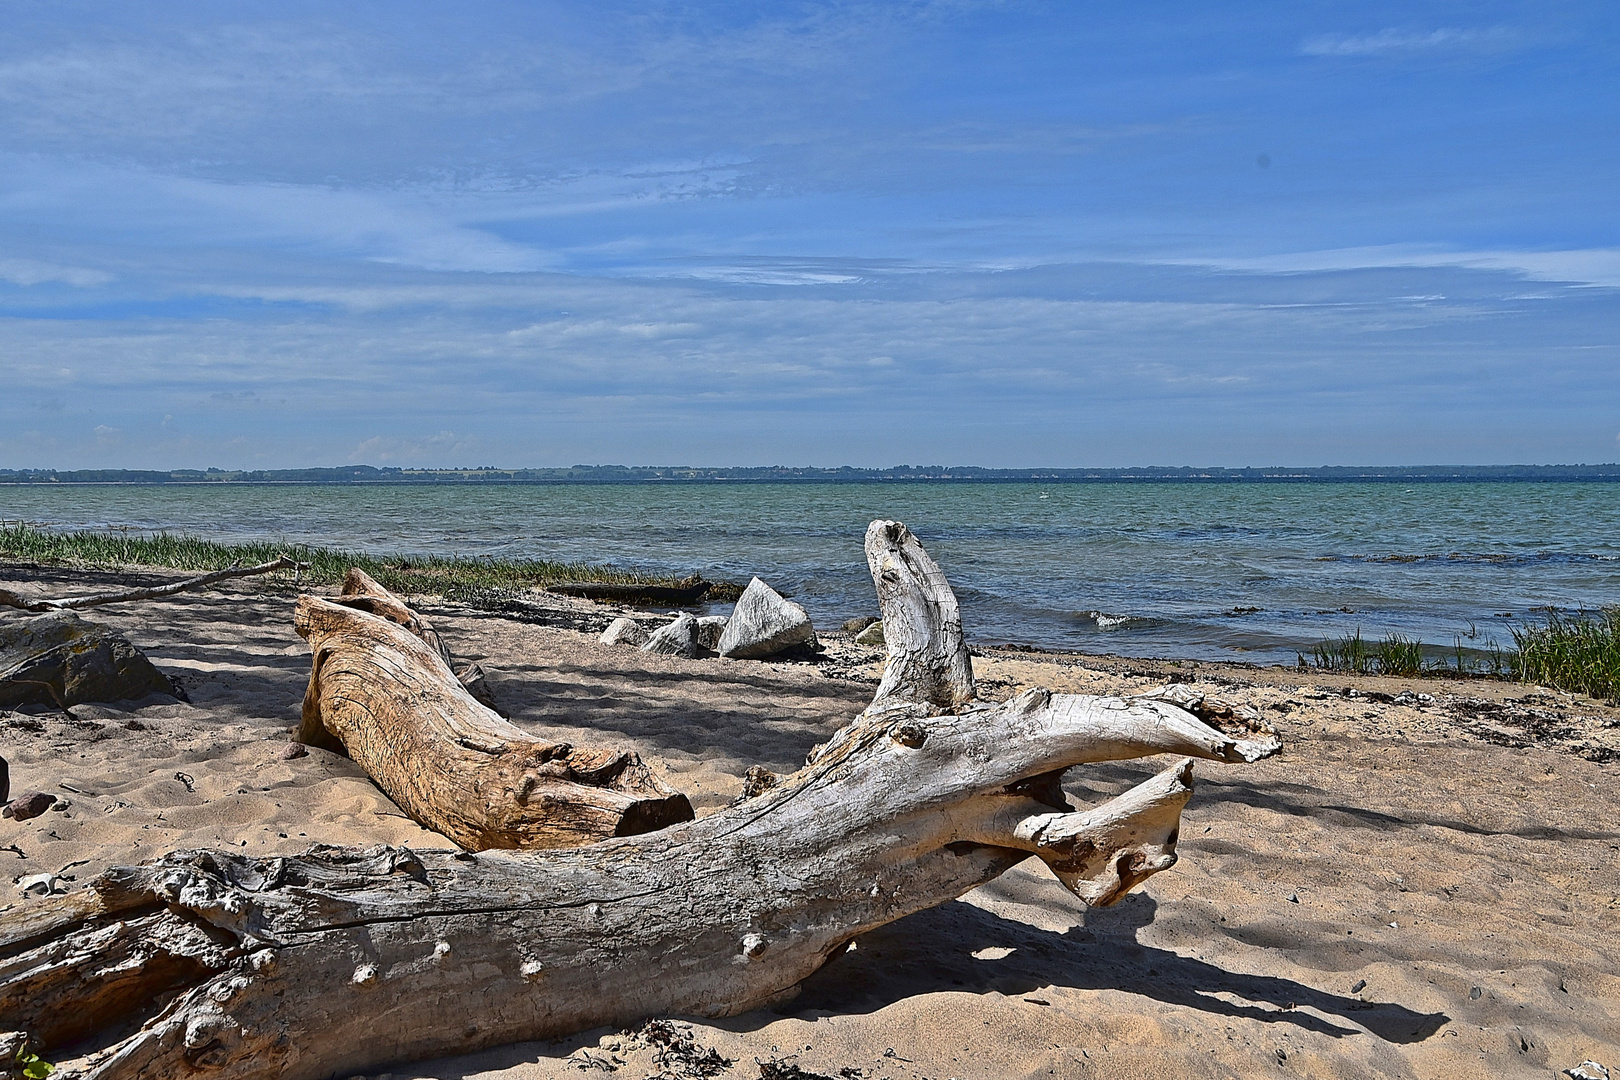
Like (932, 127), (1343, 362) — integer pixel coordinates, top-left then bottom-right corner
(0, 256), (112, 287)
(1161, 246), (1620, 289)
(1301, 27), (1517, 57)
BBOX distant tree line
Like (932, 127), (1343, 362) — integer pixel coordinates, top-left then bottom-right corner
(3, 463), (1619, 485)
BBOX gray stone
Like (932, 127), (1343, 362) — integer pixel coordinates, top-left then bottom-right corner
(841, 616), (879, 633)
(1566, 1062), (1610, 1080)
(695, 616), (728, 652)
(641, 613), (701, 658)
(0, 611), (172, 709)
(853, 621), (886, 646)
(716, 578), (816, 660)
(599, 617), (650, 648)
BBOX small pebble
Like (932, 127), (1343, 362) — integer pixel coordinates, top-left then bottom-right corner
(281, 743), (309, 760)
(1350, 979), (1367, 994)
(1286, 892), (1299, 903)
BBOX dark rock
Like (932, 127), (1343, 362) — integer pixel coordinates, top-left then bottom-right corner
(3, 791), (55, 822)
(0, 611), (172, 709)
(695, 616), (728, 652)
(853, 621), (885, 646)
(0, 753), (7, 804)
(841, 616), (879, 633)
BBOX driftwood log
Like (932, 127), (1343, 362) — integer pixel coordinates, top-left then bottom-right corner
(296, 569), (694, 849)
(0, 556), (299, 613)
(0, 521), (1279, 1080)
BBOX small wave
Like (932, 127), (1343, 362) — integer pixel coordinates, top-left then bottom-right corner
(1076, 609), (1145, 630)
(1318, 551), (1620, 566)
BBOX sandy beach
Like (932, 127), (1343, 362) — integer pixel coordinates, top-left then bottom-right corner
(3, 561), (1618, 1080)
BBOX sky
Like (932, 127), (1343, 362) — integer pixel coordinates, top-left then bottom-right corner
(1, 1), (1616, 469)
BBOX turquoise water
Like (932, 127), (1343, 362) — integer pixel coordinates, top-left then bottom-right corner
(3, 481), (1618, 665)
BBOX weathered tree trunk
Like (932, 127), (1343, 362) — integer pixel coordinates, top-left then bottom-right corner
(864, 520), (974, 711)
(0, 522), (1279, 1080)
(295, 571), (694, 849)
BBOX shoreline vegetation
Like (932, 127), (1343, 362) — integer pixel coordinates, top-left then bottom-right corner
(2, 521), (1615, 702)
(1303, 621), (1620, 701)
(0, 522), (716, 603)
(4, 463), (1620, 485)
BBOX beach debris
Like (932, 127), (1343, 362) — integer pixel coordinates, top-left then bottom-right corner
(738, 765), (780, 800)
(1, 521), (1287, 1080)
(853, 621), (885, 646)
(12, 872), (65, 896)
(1, 611), (174, 710)
(1566, 1061), (1611, 1080)
(642, 613), (702, 658)
(600, 616), (651, 647)
(0, 555), (300, 613)
(547, 577), (713, 606)
(294, 571), (692, 850)
(453, 659), (499, 713)
(695, 615), (728, 652)
(717, 578), (817, 660)
(2, 792), (54, 822)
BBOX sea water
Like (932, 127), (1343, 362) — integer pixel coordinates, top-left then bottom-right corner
(3, 481), (1618, 666)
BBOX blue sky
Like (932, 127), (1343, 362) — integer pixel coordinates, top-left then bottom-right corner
(1, 1), (1616, 468)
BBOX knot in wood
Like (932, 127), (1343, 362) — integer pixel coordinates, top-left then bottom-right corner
(890, 721), (927, 748)
(741, 933), (768, 959)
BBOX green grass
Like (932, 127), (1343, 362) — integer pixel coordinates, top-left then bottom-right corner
(1305, 629), (1498, 678)
(1310, 628), (1376, 673)
(1375, 633), (1425, 677)
(1510, 607), (1620, 702)
(0, 522), (685, 599)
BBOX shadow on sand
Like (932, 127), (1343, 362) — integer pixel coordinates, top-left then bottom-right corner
(759, 893), (1449, 1045)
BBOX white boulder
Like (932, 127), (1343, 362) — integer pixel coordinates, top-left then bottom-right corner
(717, 578), (816, 660)
(641, 613), (701, 658)
(600, 617), (650, 647)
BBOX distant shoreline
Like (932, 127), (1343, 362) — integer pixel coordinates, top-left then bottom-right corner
(4, 463), (1620, 486)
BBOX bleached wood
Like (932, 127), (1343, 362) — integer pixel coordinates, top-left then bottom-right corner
(0, 557), (297, 613)
(294, 582), (693, 849)
(865, 520), (974, 710)
(0, 521), (1280, 1080)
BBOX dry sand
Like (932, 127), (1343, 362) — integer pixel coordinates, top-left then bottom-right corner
(2, 563), (1618, 1080)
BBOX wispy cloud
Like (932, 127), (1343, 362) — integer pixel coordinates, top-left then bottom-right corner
(1167, 246), (1620, 289)
(0, 256), (111, 287)
(1301, 26), (1519, 57)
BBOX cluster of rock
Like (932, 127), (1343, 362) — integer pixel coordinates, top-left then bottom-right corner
(600, 577), (819, 661)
